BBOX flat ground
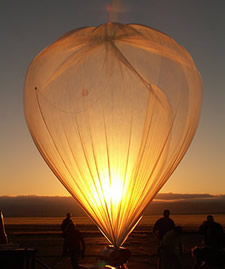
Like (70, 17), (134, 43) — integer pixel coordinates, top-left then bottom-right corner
(4, 223), (203, 269)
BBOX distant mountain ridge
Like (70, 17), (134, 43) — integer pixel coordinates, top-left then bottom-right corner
(0, 193), (225, 217)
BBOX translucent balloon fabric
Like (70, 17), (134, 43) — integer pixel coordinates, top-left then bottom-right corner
(24, 23), (202, 247)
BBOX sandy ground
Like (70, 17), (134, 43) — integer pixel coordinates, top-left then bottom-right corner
(3, 223), (205, 269)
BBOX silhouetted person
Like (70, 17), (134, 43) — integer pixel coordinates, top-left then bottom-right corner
(160, 226), (183, 269)
(192, 246), (225, 269)
(64, 222), (85, 269)
(61, 213), (73, 232)
(61, 212), (73, 256)
(153, 209), (175, 268)
(153, 209), (175, 241)
(199, 215), (225, 249)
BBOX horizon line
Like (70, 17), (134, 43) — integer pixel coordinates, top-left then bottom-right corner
(1, 192), (225, 199)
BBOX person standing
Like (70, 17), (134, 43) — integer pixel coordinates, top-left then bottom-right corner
(61, 212), (73, 256)
(199, 215), (225, 249)
(153, 209), (175, 241)
(64, 222), (85, 269)
(153, 209), (175, 268)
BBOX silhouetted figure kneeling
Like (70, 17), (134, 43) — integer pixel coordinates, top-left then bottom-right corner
(192, 246), (225, 269)
(199, 215), (225, 249)
(64, 222), (85, 269)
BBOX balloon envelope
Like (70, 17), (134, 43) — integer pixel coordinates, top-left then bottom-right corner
(24, 23), (202, 247)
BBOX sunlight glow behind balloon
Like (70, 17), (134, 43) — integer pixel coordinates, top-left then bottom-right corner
(24, 23), (202, 247)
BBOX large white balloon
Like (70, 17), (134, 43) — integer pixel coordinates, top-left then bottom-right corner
(24, 23), (202, 247)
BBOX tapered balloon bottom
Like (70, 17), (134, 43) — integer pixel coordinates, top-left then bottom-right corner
(99, 245), (130, 268)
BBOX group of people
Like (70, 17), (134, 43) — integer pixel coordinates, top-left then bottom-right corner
(61, 213), (85, 269)
(193, 215), (225, 269)
(60, 210), (225, 269)
(153, 210), (225, 269)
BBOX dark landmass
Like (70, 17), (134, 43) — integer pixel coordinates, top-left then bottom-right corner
(0, 193), (225, 217)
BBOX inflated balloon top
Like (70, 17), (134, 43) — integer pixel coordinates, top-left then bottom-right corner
(24, 22), (202, 247)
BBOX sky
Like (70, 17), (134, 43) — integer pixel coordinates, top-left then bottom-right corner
(1, 0), (224, 196)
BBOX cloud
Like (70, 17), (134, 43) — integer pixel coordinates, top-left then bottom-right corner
(0, 195), (84, 217)
(1, 193), (225, 217)
(154, 193), (215, 201)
